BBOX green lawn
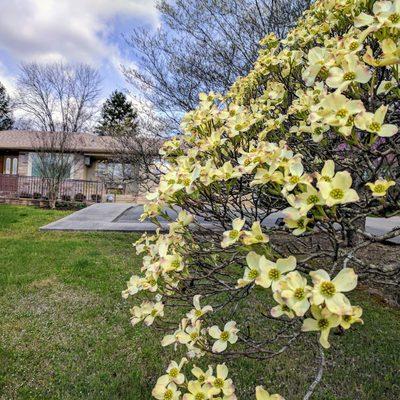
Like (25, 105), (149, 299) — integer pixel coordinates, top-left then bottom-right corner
(0, 205), (399, 400)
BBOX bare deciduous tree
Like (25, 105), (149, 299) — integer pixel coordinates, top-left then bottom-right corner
(15, 62), (101, 208)
(16, 62), (101, 133)
(123, 0), (310, 135)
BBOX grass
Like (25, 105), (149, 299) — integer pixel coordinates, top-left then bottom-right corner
(0, 205), (399, 399)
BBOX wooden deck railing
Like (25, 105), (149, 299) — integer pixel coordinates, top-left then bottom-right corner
(0, 174), (104, 202)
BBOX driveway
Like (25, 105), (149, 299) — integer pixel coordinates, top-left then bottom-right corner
(40, 203), (400, 244)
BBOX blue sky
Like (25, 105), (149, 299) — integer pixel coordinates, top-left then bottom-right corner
(0, 0), (159, 100)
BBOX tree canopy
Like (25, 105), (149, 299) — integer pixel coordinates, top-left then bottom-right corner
(96, 90), (139, 136)
(0, 82), (13, 130)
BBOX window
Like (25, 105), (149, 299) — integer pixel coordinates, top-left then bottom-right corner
(31, 153), (73, 179)
(4, 157), (18, 175)
(12, 158), (18, 175)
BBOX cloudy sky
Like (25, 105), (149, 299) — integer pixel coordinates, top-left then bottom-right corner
(0, 0), (159, 97)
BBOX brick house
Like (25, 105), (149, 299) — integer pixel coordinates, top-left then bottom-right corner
(0, 130), (121, 202)
(0, 130), (115, 180)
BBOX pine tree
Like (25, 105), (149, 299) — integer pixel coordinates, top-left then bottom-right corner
(96, 90), (138, 136)
(0, 82), (13, 130)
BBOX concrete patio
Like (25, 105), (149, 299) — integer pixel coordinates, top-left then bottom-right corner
(40, 203), (400, 244)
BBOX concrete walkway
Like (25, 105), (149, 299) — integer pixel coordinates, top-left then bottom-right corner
(40, 203), (400, 244)
(40, 203), (163, 232)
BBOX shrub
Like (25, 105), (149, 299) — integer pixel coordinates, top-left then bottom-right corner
(74, 193), (86, 202)
(123, 0), (399, 398)
(91, 194), (102, 202)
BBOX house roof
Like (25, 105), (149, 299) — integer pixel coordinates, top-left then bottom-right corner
(0, 130), (116, 154)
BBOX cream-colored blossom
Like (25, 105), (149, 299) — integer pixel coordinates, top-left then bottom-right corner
(255, 386), (285, 400)
(366, 179), (396, 197)
(310, 268), (357, 315)
(318, 171), (360, 206)
(186, 295), (213, 323)
(355, 105), (398, 137)
(221, 218), (245, 248)
(209, 321), (239, 353)
(301, 305), (340, 349)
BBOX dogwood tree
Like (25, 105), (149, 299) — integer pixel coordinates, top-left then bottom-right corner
(123, 0), (399, 398)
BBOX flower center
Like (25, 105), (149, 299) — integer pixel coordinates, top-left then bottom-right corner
(321, 176), (331, 182)
(164, 389), (173, 400)
(195, 394), (205, 400)
(330, 188), (344, 200)
(294, 287), (305, 300)
(148, 278), (156, 286)
(336, 109), (348, 118)
(268, 268), (280, 280)
(342, 315), (351, 322)
(171, 259), (181, 269)
(282, 304), (291, 312)
(307, 194), (320, 204)
(320, 281), (336, 297)
(190, 332), (199, 340)
(290, 176), (300, 184)
(214, 378), (224, 388)
(373, 184), (386, 193)
(195, 309), (203, 317)
(369, 122), (381, 132)
(343, 71), (356, 81)
(389, 13), (400, 23)
(220, 331), (230, 341)
(229, 230), (239, 239)
(346, 115), (355, 126)
(318, 318), (329, 330)
(384, 82), (392, 90)
(183, 178), (191, 186)
(151, 309), (158, 317)
(198, 375), (205, 383)
(169, 368), (179, 378)
(248, 269), (259, 280)
(349, 42), (359, 51)
(256, 234), (265, 241)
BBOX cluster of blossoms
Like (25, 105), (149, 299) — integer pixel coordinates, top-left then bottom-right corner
(152, 360), (282, 400)
(123, 0), (399, 398)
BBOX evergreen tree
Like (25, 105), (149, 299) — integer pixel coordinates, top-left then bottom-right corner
(96, 90), (138, 136)
(0, 82), (13, 130)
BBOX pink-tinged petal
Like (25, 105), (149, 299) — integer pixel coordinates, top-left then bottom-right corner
(325, 293), (352, 315)
(379, 124), (398, 137)
(208, 326), (221, 339)
(309, 269), (330, 284)
(224, 321), (237, 331)
(271, 305), (283, 318)
(276, 255), (297, 273)
(301, 318), (319, 332)
(193, 295), (201, 309)
(217, 363), (229, 380)
(332, 268), (358, 292)
(212, 339), (227, 353)
(292, 299), (310, 317)
(229, 333), (238, 344)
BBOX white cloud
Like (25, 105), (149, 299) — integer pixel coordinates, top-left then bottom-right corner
(0, 61), (17, 94)
(0, 0), (159, 65)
